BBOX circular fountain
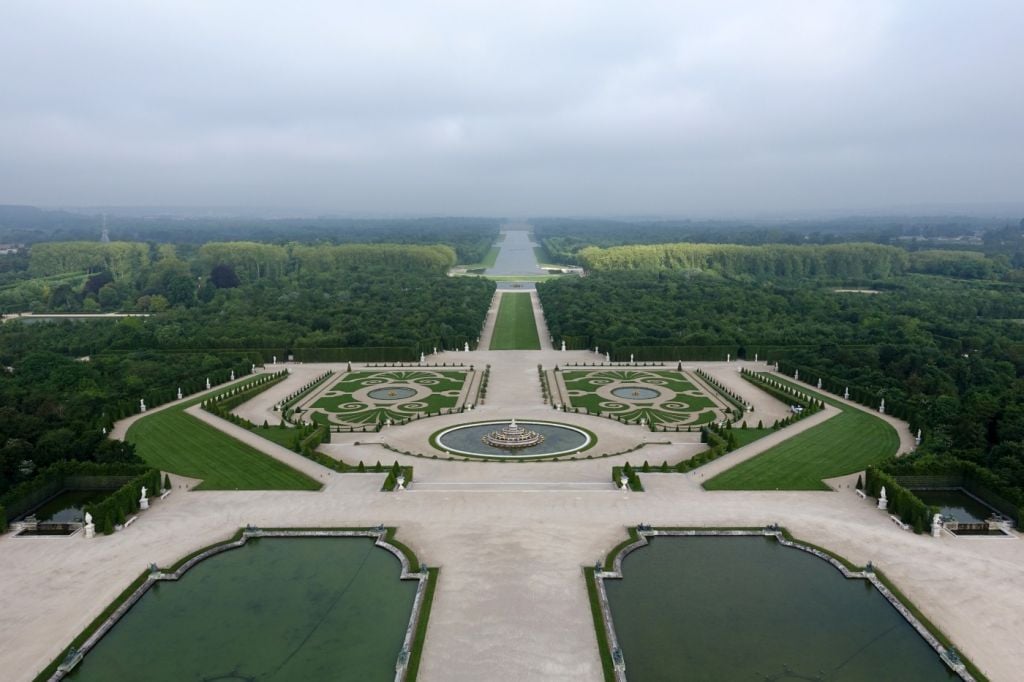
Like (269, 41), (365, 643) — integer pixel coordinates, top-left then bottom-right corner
(481, 418), (545, 449)
(434, 420), (594, 459)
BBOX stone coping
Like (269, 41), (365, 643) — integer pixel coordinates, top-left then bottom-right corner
(51, 528), (430, 682)
(590, 527), (974, 682)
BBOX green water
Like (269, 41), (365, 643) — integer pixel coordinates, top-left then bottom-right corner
(914, 489), (993, 524)
(605, 536), (953, 681)
(70, 537), (417, 681)
(26, 489), (109, 522)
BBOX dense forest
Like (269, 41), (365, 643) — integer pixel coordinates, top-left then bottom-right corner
(538, 265), (1024, 505)
(0, 239), (495, 498)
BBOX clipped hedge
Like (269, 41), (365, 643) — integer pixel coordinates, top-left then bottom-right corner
(84, 468), (162, 535)
(864, 466), (937, 533)
(0, 461), (152, 525)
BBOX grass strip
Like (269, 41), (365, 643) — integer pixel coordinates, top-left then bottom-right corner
(584, 567), (616, 682)
(489, 292), (541, 350)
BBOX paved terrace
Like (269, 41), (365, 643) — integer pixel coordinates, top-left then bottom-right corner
(1, 347), (1020, 681)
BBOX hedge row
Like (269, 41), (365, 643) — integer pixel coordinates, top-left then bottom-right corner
(864, 466), (937, 534)
(83, 468), (162, 535)
(740, 369), (823, 416)
(0, 461), (155, 529)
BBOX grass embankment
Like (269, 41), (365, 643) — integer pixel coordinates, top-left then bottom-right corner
(704, 377), (899, 491)
(126, 381), (321, 491)
(489, 292), (542, 350)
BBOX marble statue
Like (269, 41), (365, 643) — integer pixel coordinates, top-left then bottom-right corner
(877, 486), (888, 510)
(420, 352), (425, 363)
(84, 512), (95, 538)
(726, 353), (730, 363)
(606, 352), (610, 362)
(754, 353), (758, 362)
(273, 355), (277, 365)
(879, 399), (886, 414)
(139, 486), (149, 510)
(844, 387), (849, 399)
(206, 377), (211, 389)
(177, 387), (183, 400)
(139, 399), (146, 412)
(931, 513), (943, 538)
(630, 353), (634, 364)
(561, 340), (566, 352)
(794, 369), (799, 381)
(85, 512), (92, 525)
(230, 370), (235, 381)
(916, 429), (922, 446)
(817, 378), (822, 389)
(464, 341), (470, 352)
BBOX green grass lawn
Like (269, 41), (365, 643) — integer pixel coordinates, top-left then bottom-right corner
(704, 378), (899, 491)
(489, 292), (541, 350)
(729, 427), (775, 448)
(127, 384), (321, 491)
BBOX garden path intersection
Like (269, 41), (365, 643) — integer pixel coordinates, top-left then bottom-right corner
(1, 296), (1022, 680)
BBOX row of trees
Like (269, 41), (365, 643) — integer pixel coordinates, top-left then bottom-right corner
(578, 242), (910, 279)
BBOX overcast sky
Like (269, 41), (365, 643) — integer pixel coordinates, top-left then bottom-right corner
(1, 1), (1022, 217)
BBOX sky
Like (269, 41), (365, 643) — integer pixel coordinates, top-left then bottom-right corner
(0, 1), (1022, 217)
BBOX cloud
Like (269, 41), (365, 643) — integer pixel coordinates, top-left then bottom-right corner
(0, 0), (1021, 215)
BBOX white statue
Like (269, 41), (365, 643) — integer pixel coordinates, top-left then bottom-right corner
(139, 399), (146, 412)
(594, 346), (599, 354)
(85, 511), (93, 525)
(605, 352), (610, 362)
(420, 352), (425, 363)
(620, 474), (629, 491)
(726, 353), (731, 363)
(464, 341), (470, 352)
(879, 399), (886, 414)
(273, 355), (277, 365)
(251, 363), (256, 373)
(561, 340), (566, 352)
(639, 417), (646, 426)
(84, 512), (95, 538)
(433, 346), (437, 354)
(630, 353), (634, 364)
(396, 473), (406, 490)
(206, 377), (211, 389)
(139, 486), (149, 510)
(877, 486), (888, 510)
(230, 370), (235, 381)
(754, 353), (758, 362)
(915, 429), (922, 446)
(817, 378), (822, 389)
(844, 387), (849, 399)
(177, 387), (183, 400)
(794, 369), (799, 381)
(931, 513), (943, 537)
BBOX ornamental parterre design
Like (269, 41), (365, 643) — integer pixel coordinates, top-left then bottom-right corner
(557, 369), (729, 427)
(303, 369), (473, 427)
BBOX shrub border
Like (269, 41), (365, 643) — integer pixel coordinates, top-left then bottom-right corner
(585, 525), (983, 682)
(39, 526), (435, 682)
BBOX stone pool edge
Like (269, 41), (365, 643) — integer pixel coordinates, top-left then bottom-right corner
(41, 526), (433, 682)
(586, 526), (979, 682)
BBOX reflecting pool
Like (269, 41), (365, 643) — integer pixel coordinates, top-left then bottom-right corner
(70, 537), (417, 681)
(604, 536), (952, 680)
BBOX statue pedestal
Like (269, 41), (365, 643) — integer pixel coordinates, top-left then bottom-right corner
(84, 524), (95, 539)
(877, 499), (887, 511)
(140, 498), (149, 510)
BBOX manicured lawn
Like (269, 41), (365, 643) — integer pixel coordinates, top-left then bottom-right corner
(704, 378), (899, 491)
(127, 385), (321, 491)
(729, 427), (775, 448)
(489, 292), (541, 350)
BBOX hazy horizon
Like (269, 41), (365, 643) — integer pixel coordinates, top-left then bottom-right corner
(2, 1), (1022, 217)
